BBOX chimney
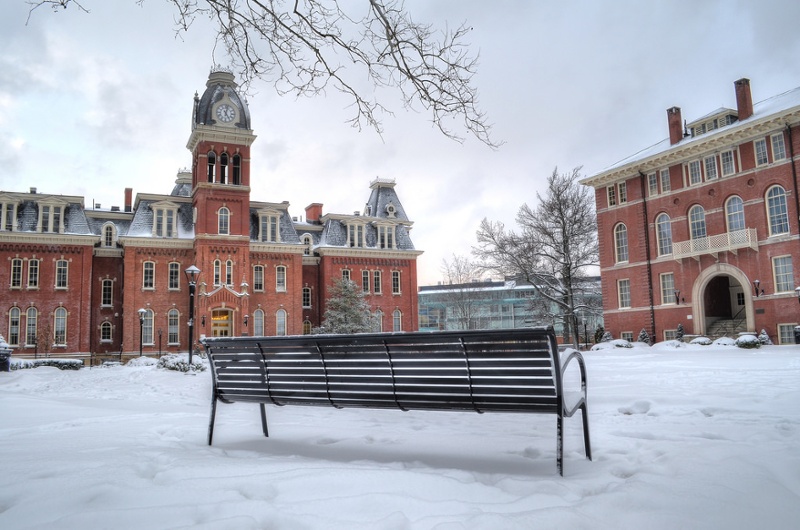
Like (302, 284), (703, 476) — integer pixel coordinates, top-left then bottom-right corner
(124, 188), (133, 213)
(667, 106), (683, 145)
(735, 78), (753, 121)
(305, 203), (323, 223)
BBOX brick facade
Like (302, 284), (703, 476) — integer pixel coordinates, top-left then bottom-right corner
(583, 79), (800, 344)
(0, 70), (421, 358)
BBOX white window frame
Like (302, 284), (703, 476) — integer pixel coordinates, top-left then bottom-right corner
(168, 309), (180, 345)
(655, 214), (672, 256)
(392, 309), (402, 332)
(660, 273), (675, 305)
(302, 287), (312, 308)
(276, 265), (286, 292)
(766, 185), (790, 236)
(725, 196), (745, 233)
(253, 265), (265, 292)
(8, 307), (21, 346)
(777, 324), (796, 345)
(168, 262), (181, 290)
(614, 224), (628, 263)
(688, 160), (702, 185)
(100, 321), (113, 343)
(720, 150), (736, 176)
(101, 279), (113, 306)
(373, 270), (382, 294)
(704, 155), (718, 180)
(772, 255), (794, 293)
(218, 207), (230, 236)
(659, 169), (671, 192)
(754, 138), (768, 166)
(392, 270), (401, 295)
(143, 261), (155, 290)
(617, 182), (627, 204)
(1, 200), (18, 231)
(618, 279), (631, 309)
(276, 309), (287, 336)
(258, 212), (281, 242)
(771, 133), (786, 161)
(647, 173), (658, 196)
(10, 258), (22, 289)
(28, 259), (40, 289)
(607, 185), (617, 207)
(55, 259), (68, 290)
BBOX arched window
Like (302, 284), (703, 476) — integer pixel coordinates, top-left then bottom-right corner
(655, 214), (672, 256)
(276, 265), (286, 292)
(8, 307), (21, 346)
(725, 196), (745, 232)
(26, 307), (37, 347)
(392, 310), (402, 332)
(103, 224), (115, 247)
(614, 224), (628, 263)
(302, 234), (313, 255)
(689, 205), (707, 240)
(766, 185), (789, 236)
(143, 309), (154, 345)
(373, 310), (384, 332)
(207, 151), (216, 182)
(254, 309), (265, 336)
(232, 154), (242, 185)
(302, 320), (312, 335)
(167, 309), (179, 344)
(276, 309), (287, 336)
(213, 259), (221, 285)
(225, 260), (233, 286)
(218, 207), (230, 235)
(219, 152), (229, 184)
(100, 321), (113, 342)
(54, 307), (67, 346)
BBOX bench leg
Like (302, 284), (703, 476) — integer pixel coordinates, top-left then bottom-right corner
(556, 414), (564, 477)
(260, 403), (269, 438)
(208, 397), (217, 446)
(581, 403), (592, 461)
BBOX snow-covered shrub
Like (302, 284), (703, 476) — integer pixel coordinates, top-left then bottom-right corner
(157, 353), (207, 372)
(637, 328), (651, 345)
(651, 340), (688, 350)
(591, 339), (635, 351)
(601, 331), (613, 343)
(689, 336), (712, 346)
(676, 323), (685, 342)
(10, 358), (83, 370)
(735, 334), (760, 349)
(127, 356), (158, 367)
(712, 337), (736, 346)
(757, 329), (773, 346)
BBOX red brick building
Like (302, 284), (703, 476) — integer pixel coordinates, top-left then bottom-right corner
(582, 79), (800, 344)
(0, 70), (421, 358)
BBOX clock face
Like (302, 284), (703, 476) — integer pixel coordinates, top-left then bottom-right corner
(216, 104), (235, 123)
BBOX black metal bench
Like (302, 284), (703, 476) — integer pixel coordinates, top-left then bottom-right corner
(201, 327), (591, 475)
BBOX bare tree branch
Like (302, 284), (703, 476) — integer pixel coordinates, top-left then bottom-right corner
(28, 0), (500, 147)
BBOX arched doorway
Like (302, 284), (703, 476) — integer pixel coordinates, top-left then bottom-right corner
(211, 309), (233, 337)
(692, 264), (754, 337)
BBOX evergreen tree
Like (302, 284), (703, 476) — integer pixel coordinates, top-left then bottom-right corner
(758, 329), (773, 345)
(314, 278), (373, 334)
(601, 331), (613, 343)
(637, 328), (651, 345)
(676, 323), (685, 342)
(594, 325), (605, 344)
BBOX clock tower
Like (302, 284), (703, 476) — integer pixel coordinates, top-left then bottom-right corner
(186, 69), (257, 336)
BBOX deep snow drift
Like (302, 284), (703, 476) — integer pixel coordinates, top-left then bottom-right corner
(1, 342), (799, 529)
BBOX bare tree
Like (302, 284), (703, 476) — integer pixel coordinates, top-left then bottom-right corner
(439, 254), (485, 330)
(473, 167), (599, 347)
(27, 0), (499, 147)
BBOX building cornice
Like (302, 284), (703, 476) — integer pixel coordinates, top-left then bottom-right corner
(186, 124), (257, 151)
(118, 237), (194, 249)
(0, 232), (97, 247)
(584, 108), (800, 188)
(318, 247), (423, 259)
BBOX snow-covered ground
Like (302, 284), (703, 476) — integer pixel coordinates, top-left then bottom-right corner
(1, 342), (799, 529)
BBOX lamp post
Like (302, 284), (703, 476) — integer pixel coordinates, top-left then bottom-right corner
(185, 265), (200, 365)
(137, 308), (146, 356)
(158, 328), (162, 356)
(674, 289), (681, 305)
(753, 279), (761, 297)
(582, 317), (588, 350)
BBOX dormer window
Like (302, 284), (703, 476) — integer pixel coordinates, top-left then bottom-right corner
(385, 203), (397, 218)
(38, 200), (66, 233)
(258, 210), (281, 242)
(0, 198), (18, 231)
(152, 202), (179, 238)
(348, 222), (365, 247)
(302, 234), (313, 255)
(102, 224), (116, 247)
(376, 224), (395, 249)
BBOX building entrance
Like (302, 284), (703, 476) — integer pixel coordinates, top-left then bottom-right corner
(211, 309), (232, 337)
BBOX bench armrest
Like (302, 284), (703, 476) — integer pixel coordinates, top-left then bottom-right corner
(559, 349), (588, 418)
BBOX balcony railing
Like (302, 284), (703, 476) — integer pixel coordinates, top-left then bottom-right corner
(672, 228), (758, 261)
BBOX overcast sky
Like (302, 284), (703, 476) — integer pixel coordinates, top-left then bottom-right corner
(3, 1), (800, 285)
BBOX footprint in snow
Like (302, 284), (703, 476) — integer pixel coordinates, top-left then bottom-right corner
(618, 400), (652, 415)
